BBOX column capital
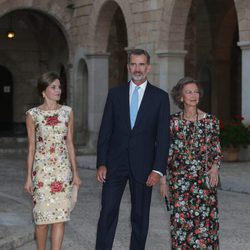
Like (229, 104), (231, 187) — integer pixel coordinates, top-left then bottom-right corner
(124, 46), (135, 52)
(156, 49), (187, 58)
(86, 52), (110, 59)
(237, 41), (250, 50)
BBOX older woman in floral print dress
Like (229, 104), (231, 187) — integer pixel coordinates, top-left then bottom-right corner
(160, 77), (222, 250)
(24, 72), (81, 250)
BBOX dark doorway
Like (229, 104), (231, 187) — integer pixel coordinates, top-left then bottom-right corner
(0, 65), (13, 133)
(59, 65), (67, 104)
(107, 6), (128, 87)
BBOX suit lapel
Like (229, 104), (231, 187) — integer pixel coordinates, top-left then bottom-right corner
(124, 83), (131, 130)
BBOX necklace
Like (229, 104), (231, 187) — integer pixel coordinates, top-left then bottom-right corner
(181, 110), (199, 160)
(183, 109), (198, 120)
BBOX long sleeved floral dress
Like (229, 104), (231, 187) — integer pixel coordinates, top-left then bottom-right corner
(27, 105), (73, 225)
(167, 112), (222, 249)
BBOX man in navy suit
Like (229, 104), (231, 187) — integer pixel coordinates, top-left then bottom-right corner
(95, 49), (170, 250)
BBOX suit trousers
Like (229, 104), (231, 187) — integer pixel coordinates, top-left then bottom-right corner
(95, 164), (152, 250)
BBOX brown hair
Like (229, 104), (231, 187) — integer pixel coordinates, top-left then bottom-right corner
(171, 76), (203, 109)
(127, 49), (150, 64)
(37, 71), (60, 97)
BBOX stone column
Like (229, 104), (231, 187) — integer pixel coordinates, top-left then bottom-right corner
(156, 50), (187, 113)
(238, 41), (250, 123)
(86, 53), (110, 151)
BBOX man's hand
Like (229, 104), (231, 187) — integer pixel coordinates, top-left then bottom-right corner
(96, 165), (107, 183)
(146, 171), (161, 187)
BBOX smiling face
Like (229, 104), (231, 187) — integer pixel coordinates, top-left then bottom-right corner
(43, 79), (61, 102)
(127, 54), (151, 85)
(181, 83), (200, 108)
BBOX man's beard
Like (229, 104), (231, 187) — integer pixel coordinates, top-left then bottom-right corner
(131, 72), (147, 81)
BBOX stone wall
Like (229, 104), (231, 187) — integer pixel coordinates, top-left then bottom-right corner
(0, 0), (250, 149)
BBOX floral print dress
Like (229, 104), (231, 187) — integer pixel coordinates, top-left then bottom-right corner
(27, 105), (73, 225)
(167, 112), (222, 249)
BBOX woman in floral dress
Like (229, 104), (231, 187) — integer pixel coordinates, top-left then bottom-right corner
(160, 77), (222, 249)
(24, 72), (81, 250)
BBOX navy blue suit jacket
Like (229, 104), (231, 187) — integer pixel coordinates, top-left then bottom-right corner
(97, 82), (170, 183)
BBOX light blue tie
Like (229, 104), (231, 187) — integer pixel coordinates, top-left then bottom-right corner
(130, 86), (140, 128)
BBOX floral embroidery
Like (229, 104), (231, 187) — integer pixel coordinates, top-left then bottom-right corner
(50, 181), (63, 193)
(27, 105), (73, 225)
(38, 181), (44, 188)
(49, 147), (55, 154)
(45, 115), (60, 126)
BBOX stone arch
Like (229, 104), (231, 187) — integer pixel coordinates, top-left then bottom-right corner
(157, 0), (192, 51)
(234, 0), (250, 122)
(212, 4), (239, 119)
(88, 0), (134, 53)
(0, 7), (71, 135)
(0, 1), (73, 61)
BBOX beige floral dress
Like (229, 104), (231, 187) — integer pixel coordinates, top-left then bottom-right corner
(27, 105), (73, 225)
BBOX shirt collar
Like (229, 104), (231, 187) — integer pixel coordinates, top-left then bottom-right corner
(130, 80), (148, 92)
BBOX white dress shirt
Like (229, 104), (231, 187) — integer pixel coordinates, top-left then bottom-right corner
(129, 80), (163, 177)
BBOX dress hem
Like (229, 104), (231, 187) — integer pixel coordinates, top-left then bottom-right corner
(34, 218), (70, 225)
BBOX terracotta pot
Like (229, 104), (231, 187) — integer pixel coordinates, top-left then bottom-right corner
(222, 147), (240, 162)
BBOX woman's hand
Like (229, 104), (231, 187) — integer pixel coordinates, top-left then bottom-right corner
(207, 165), (219, 187)
(160, 176), (168, 198)
(72, 172), (82, 189)
(24, 177), (33, 195)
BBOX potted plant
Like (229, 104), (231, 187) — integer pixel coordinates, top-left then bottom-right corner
(220, 115), (250, 161)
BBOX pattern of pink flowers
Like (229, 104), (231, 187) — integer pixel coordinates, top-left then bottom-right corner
(46, 116), (60, 126)
(50, 181), (63, 193)
(168, 112), (221, 249)
(38, 181), (44, 188)
(50, 147), (55, 154)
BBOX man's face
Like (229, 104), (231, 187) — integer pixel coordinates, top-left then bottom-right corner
(127, 54), (151, 84)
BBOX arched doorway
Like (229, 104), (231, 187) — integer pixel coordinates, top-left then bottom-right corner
(184, 0), (239, 120)
(90, 0), (128, 87)
(0, 9), (69, 136)
(107, 6), (128, 87)
(85, 1), (130, 149)
(0, 66), (13, 134)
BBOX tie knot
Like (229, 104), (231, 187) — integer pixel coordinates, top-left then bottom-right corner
(134, 86), (140, 94)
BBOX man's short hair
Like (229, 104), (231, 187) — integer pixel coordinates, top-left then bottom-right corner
(127, 49), (150, 64)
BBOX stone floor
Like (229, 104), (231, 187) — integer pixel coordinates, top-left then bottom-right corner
(0, 156), (250, 250)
